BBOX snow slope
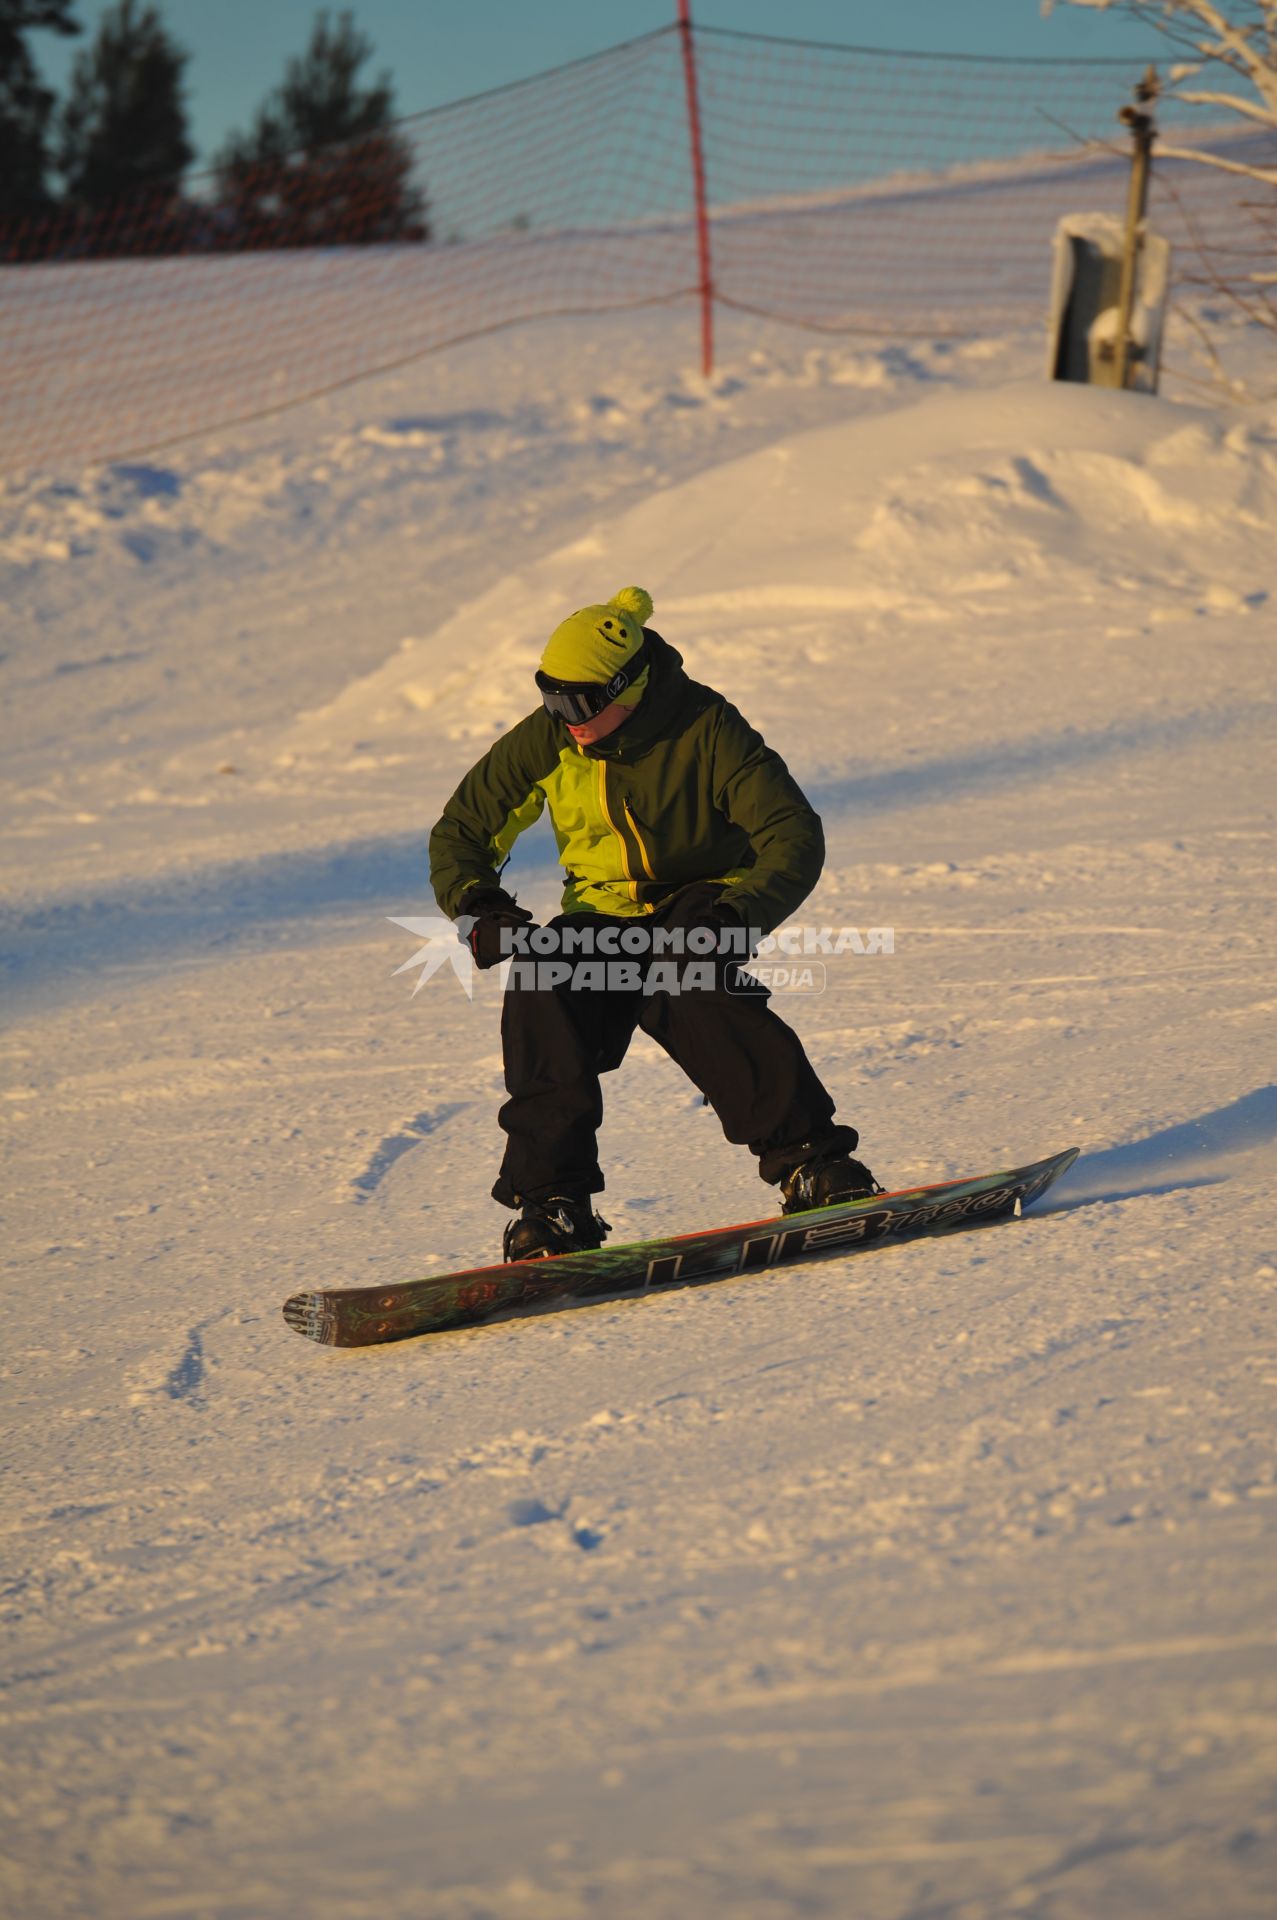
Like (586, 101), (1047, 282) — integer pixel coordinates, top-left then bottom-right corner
(2, 299), (1276, 1920)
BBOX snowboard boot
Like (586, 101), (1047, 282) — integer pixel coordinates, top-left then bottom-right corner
(780, 1149), (883, 1215)
(503, 1194), (611, 1262)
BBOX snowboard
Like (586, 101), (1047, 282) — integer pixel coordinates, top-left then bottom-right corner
(282, 1147), (1079, 1348)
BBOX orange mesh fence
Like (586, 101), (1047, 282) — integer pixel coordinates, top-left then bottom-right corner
(1, 22), (1271, 476)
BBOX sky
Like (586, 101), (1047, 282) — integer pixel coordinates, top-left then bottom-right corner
(32, 1), (1166, 171)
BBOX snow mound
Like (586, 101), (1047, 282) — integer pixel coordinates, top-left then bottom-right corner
(282, 378), (1277, 775)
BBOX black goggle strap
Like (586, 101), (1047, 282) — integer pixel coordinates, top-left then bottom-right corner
(536, 638), (650, 721)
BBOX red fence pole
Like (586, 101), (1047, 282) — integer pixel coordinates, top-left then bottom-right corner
(677, 0), (714, 377)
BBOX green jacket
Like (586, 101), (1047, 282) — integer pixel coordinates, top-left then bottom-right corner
(429, 630), (823, 934)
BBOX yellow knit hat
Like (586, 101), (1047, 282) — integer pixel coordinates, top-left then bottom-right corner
(540, 586), (654, 708)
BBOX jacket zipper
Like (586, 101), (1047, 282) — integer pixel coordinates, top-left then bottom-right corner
(596, 761), (637, 901)
(596, 763), (656, 907)
(622, 797), (656, 881)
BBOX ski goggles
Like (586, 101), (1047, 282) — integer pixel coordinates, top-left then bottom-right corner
(535, 639), (650, 724)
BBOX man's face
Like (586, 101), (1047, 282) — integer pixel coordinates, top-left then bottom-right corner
(567, 700), (631, 746)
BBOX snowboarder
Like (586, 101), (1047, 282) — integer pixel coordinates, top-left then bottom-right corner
(429, 586), (878, 1260)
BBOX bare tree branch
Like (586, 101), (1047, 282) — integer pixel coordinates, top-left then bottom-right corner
(1156, 140), (1277, 177)
(1172, 86), (1277, 121)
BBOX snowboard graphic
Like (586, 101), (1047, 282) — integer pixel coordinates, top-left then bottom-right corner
(282, 1147), (1080, 1348)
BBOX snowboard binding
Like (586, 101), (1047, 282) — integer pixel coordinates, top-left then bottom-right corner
(780, 1152), (883, 1215)
(503, 1195), (612, 1262)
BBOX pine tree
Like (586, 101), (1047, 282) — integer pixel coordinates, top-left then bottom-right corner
(214, 9), (428, 248)
(0, 0), (79, 224)
(57, 0), (191, 212)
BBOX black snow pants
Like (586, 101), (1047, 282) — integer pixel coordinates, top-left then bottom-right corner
(491, 902), (857, 1208)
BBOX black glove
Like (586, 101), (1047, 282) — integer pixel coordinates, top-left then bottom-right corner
(665, 881), (748, 948)
(659, 881), (762, 994)
(458, 886), (535, 971)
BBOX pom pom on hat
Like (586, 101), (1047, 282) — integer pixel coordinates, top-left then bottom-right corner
(540, 586), (654, 697)
(611, 585), (653, 626)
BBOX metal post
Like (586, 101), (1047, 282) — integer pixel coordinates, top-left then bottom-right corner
(678, 0), (714, 378)
(1114, 66), (1158, 391)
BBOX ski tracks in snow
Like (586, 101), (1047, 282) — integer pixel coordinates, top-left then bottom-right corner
(349, 1104), (469, 1203)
